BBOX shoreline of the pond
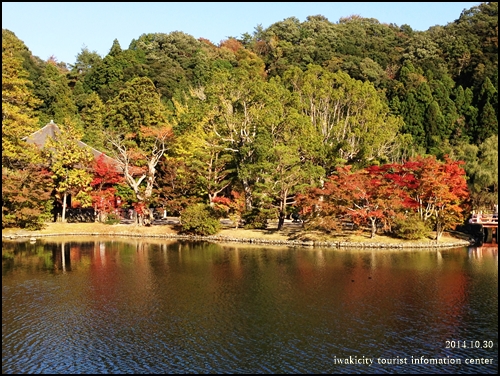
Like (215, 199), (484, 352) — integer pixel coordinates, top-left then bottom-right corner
(2, 231), (474, 249)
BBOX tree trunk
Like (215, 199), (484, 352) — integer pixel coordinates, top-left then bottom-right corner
(208, 193), (215, 207)
(277, 215), (285, 231)
(277, 194), (287, 231)
(435, 221), (443, 241)
(242, 179), (253, 211)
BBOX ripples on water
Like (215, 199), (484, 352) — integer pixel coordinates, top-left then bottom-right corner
(2, 239), (498, 374)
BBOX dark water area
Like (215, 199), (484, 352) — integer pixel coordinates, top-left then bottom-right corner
(2, 237), (498, 374)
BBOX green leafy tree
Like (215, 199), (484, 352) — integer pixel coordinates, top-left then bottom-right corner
(400, 92), (425, 147)
(153, 155), (200, 216)
(219, 38), (267, 78)
(2, 29), (42, 168)
(106, 77), (174, 225)
(2, 30), (53, 229)
(129, 31), (209, 100)
(452, 86), (479, 141)
(424, 100), (446, 154)
(254, 76), (324, 229)
(428, 75), (459, 142)
(84, 39), (145, 102)
(78, 91), (107, 151)
(195, 67), (268, 211)
(170, 93), (235, 206)
(46, 122), (94, 222)
(191, 136), (235, 206)
(283, 64), (403, 172)
(34, 62), (78, 126)
(67, 46), (103, 94)
(475, 77), (498, 142)
(444, 2), (498, 90)
(402, 30), (446, 78)
(465, 135), (498, 209)
(477, 101), (498, 143)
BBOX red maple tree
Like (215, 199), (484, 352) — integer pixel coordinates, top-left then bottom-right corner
(398, 155), (470, 240)
(296, 156), (470, 240)
(90, 154), (124, 220)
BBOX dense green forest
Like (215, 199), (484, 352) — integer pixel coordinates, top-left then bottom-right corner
(2, 2), (498, 238)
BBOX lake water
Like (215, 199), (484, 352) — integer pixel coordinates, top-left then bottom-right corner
(2, 237), (498, 374)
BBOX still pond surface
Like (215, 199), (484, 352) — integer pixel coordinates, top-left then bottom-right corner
(2, 237), (498, 374)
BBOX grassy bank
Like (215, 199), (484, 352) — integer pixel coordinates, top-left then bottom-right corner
(2, 221), (473, 248)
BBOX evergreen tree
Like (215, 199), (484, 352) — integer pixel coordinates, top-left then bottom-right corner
(478, 101), (498, 143)
(80, 92), (106, 151)
(424, 100), (446, 154)
(34, 62), (78, 126)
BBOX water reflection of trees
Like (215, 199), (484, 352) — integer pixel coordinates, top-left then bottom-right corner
(3, 240), (497, 358)
(3, 241), (496, 336)
(2, 241), (55, 275)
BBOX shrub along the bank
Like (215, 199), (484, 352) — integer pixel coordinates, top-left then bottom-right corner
(392, 214), (431, 240)
(180, 204), (221, 236)
(242, 208), (275, 229)
(104, 212), (121, 225)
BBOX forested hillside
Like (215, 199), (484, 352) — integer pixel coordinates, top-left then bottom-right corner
(2, 2), (497, 236)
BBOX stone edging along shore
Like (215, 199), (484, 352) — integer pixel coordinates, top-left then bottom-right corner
(2, 232), (474, 249)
